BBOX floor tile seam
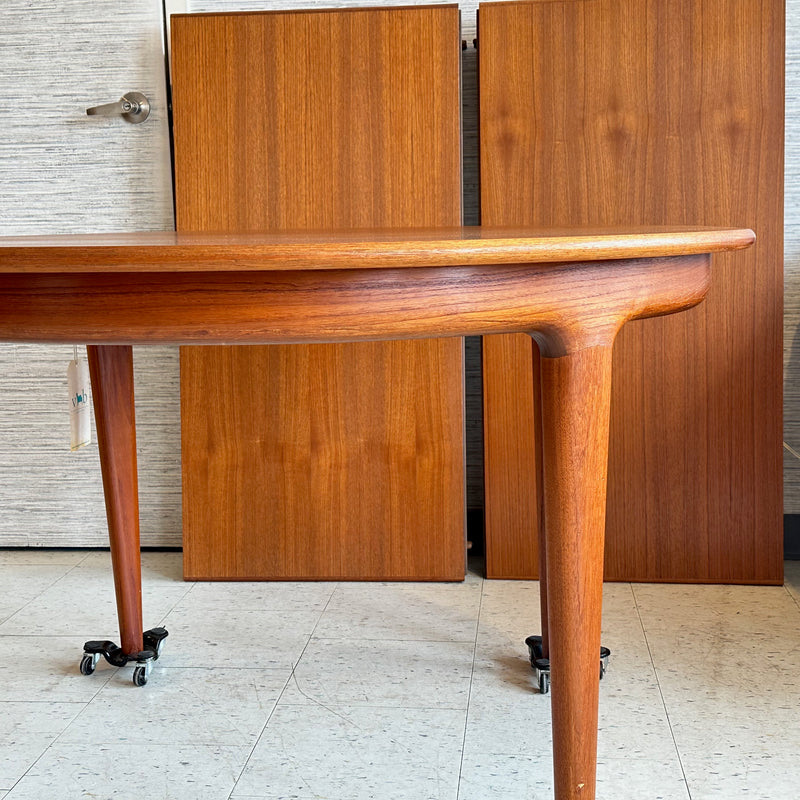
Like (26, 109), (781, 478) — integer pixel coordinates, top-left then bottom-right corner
(309, 635), (478, 644)
(170, 604), (333, 613)
(2, 701), (87, 798)
(329, 596), (483, 605)
(289, 582), (341, 644)
(455, 580), (485, 800)
(58, 663), (121, 705)
(154, 575), (199, 628)
(630, 583), (693, 800)
(176, 578), (201, 603)
(152, 665), (293, 673)
(0, 699), (88, 707)
(56, 734), (269, 750)
(155, 665), (303, 671)
(45, 556), (96, 583)
(224, 588), (343, 799)
(265, 585), (342, 673)
(262, 691), (470, 780)
(226, 667), (317, 800)
(783, 580), (800, 612)
(461, 749), (694, 764)
(333, 580), (484, 589)
(0, 559), (84, 568)
(0, 559), (86, 629)
(6, 740), (253, 795)
(276, 701), (469, 711)
(0, 633), (110, 638)
(37, 669), (120, 753)
(17, 740), (253, 756)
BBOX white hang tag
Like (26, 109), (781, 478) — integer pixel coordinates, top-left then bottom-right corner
(67, 357), (92, 451)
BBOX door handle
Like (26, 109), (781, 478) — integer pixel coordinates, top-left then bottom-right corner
(86, 92), (150, 124)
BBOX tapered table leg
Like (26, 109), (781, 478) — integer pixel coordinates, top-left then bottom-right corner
(87, 345), (144, 656)
(538, 343), (613, 800)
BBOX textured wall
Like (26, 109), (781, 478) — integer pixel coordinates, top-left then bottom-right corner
(0, 1), (178, 546)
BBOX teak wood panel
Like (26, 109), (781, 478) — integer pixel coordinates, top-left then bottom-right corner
(479, 0), (784, 583)
(0, 228), (752, 272)
(171, 7), (465, 580)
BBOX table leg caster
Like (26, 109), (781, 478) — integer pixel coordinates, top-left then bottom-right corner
(80, 627), (168, 686)
(79, 652), (100, 675)
(525, 634), (611, 694)
(143, 627), (168, 660)
(132, 659), (153, 687)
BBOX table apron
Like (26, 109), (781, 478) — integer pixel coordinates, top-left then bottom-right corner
(0, 254), (710, 352)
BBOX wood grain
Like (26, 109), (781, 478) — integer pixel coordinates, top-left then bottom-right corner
(171, 7), (466, 580)
(0, 244), (741, 345)
(479, 0), (784, 584)
(0, 227), (753, 271)
(539, 344), (613, 800)
(86, 345), (143, 654)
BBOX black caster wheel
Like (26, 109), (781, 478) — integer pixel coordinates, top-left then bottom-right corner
(600, 646), (611, 680)
(538, 670), (550, 694)
(524, 635), (551, 693)
(79, 653), (98, 676)
(132, 665), (149, 687)
(524, 635), (610, 692)
(81, 628), (167, 686)
(143, 627), (168, 660)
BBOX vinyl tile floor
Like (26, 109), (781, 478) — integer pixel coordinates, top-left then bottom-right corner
(0, 550), (799, 800)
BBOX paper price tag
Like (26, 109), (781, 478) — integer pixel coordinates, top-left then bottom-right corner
(68, 358), (92, 451)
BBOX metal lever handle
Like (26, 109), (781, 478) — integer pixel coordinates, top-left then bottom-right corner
(86, 92), (150, 124)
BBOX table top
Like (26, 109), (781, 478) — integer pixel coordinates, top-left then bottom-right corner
(0, 226), (755, 273)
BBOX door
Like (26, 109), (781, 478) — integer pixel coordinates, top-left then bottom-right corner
(0, 1), (178, 546)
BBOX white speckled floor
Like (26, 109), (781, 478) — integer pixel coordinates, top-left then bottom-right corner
(1, 550), (799, 800)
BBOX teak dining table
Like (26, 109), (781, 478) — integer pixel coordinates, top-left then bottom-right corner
(0, 226), (754, 799)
